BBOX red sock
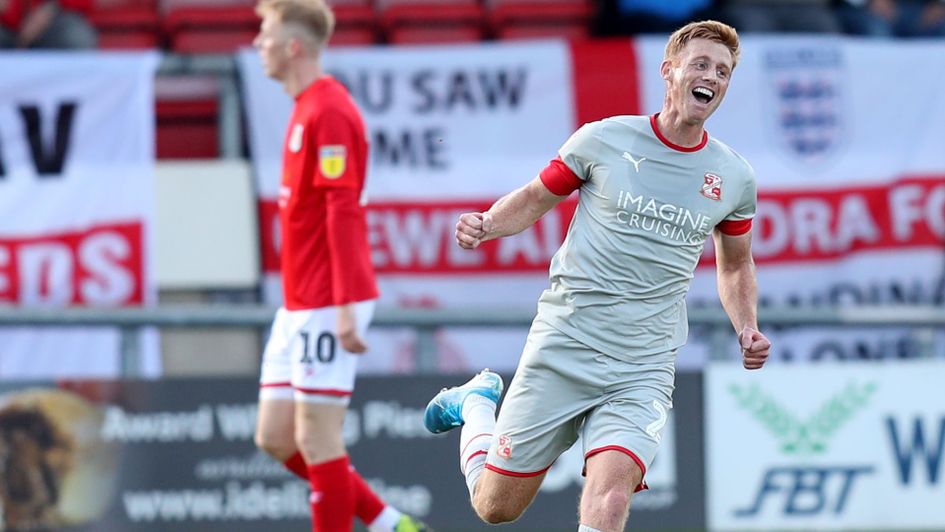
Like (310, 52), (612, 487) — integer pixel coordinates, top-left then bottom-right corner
(283, 451), (308, 480)
(349, 466), (385, 524)
(308, 456), (354, 532)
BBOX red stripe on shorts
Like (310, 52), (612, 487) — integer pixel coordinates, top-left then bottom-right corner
(260, 382), (292, 388)
(484, 463), (553, 478)
(293, 387), (352, 397)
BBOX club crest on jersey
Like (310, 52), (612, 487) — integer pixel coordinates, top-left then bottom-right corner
(701, 173), (722, 201)
(319, 145), (347, 179)
(289, 123), (304, 153)
(497, 435), (513, 459)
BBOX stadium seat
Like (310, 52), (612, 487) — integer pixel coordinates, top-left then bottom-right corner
(329, 0), (380, 45)
(378, 0), (485, 44)
(155, 76), (220, 159)
(487, 0), (593, 41)
(89, 0), (161, 49)
(164, 1), (258, 54)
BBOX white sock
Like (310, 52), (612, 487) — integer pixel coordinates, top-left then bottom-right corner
(459, 394), (496, 498)
(578, 526), (603, 532)
(367, 506), (401, 531)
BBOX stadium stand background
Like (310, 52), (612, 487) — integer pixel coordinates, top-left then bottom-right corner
(1, 1), (945, 530)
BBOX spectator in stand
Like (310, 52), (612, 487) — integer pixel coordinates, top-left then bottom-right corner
(596, 0), (719, 36)
(0, 0), (97, 48)
(720, 0), (842, 33)
(836, 0), (945, 37)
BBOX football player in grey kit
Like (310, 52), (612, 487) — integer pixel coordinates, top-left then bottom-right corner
(423, 20), (771, 532)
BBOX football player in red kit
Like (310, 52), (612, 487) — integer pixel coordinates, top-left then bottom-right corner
(252, 1), (429, 530)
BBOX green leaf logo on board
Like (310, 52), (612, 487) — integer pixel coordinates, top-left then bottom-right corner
(729, 381), (877, 454)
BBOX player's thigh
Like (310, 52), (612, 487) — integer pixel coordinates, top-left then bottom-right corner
(581, 356), (675, 492)
(580, 450), (642, 517)
(256, 308), (297, 458)
(255, 399), (296, 459)
(487, 318), (604, 477)
(258, 307), (296, 400)
(473, 468), (546, 521)
(294, 400), (347, 463)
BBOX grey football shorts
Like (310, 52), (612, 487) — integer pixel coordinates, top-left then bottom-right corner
(485, 316), (675, 489)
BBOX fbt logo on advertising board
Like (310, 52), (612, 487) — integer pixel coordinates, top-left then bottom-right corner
(706, 361), (945, 530)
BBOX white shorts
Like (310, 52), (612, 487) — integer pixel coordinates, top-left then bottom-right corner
(258, 300), (375, 405)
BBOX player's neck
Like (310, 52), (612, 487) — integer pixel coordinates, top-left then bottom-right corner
(284, 59), (324, 99)
(655, 110), (705, 148)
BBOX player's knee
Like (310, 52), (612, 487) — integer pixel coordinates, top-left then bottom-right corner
(584, 485), (632, 520)
(472, 490), (524, 524)
(294, 428), (345, 463)
(254, 429), (294, 460)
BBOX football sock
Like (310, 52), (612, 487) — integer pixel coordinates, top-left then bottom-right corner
(283, 451), (308, 479)
(366, 507), (402, 531)
(459, 394), (497, 498)
(308, 456), (354, 532)
(291, 454), (391, 527)
(349, 466), (395, 528)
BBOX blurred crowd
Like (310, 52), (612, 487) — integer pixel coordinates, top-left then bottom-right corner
(2, 0), (944, 51)
(597, 0), (945, 38)
(0, 0), (97, 48)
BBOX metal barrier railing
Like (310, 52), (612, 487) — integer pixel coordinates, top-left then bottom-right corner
(0, 305), (942, 376)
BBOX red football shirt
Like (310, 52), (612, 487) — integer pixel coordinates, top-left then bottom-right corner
(278, 76), (378, 310)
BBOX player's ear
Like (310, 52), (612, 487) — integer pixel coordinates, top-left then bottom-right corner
(286, 36), (297, 55)
(660, 59), (672, 81)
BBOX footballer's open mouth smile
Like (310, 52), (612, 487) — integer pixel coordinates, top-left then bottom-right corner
(692, 86), (716, 105)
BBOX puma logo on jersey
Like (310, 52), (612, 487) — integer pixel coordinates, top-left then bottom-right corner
(622, 152), (646, 172)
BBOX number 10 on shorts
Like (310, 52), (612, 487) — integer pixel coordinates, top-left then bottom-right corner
(299, 331), (336, 364)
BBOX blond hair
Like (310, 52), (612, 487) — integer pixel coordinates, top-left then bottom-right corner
(665, 20), (740, 68)
(256, 0), (335, 48)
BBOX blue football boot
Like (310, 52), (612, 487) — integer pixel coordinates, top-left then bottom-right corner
(423, 370), (504, 434)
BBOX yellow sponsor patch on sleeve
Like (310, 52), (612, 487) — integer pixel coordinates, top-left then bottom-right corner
(319, 145), (347, 179)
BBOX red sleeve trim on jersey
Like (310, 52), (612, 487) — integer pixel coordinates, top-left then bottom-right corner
(717, 218), (753, 236)
(539, 156), (583, 196)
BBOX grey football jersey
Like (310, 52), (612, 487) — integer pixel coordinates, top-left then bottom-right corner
(537, 114), (756, 361)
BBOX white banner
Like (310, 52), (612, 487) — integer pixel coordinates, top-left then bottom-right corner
(241, 37), (945, 373)
(238, 41), (580, 373)
(240, 41), (575, 200)
(706, 361), (945, 530)
(0, 52), (161, 378)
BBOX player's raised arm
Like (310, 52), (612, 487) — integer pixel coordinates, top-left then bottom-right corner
(455, 176), (569, 249)
(713, 228), (771, 370)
